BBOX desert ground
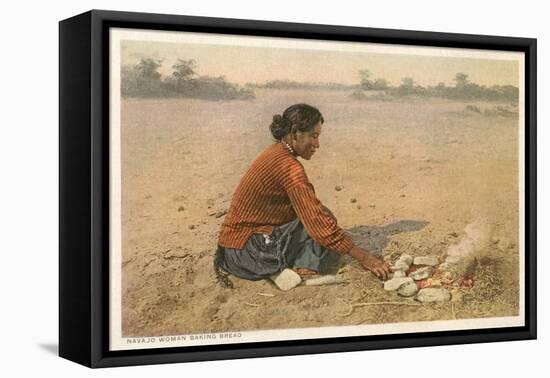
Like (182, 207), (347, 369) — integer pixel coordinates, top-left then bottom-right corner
(119, 89), (520, 337)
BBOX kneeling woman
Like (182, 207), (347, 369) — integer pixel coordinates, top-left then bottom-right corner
(215, 103), (390, 288)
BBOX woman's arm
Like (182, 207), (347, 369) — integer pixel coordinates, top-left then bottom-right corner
(287, 183), (354, 254)
(289, 186), (390, 279)
(280, 161), (390, 279)
(321, 205), (337, 222)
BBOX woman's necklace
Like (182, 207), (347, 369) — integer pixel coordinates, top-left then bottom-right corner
(282, 141), (295, 154)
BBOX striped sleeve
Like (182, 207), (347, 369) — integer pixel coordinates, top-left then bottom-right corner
(287, 183), (355, 254)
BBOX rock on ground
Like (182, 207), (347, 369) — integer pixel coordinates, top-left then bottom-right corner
(414, 256), (440, 266)
(397, 281), (419, 297)
(384, 277), (414, 291)
(396, 254), (413, 266)
(271, 269), (301, 291)
(392, 261), (411, 272)
(409, 266), (434, 281)
(392, 270), (406, 278)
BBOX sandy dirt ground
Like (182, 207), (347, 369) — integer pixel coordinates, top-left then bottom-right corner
(119, 89), (520, 337)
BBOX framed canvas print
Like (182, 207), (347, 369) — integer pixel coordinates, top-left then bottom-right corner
(59, 10), (537, 368)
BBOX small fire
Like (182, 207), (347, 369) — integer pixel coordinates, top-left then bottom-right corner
(439, 221), (491, 283)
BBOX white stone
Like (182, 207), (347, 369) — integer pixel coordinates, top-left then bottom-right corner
(396, 254), (413, 266)
(415, 288), (451, 302)
(397, 281), (419, 297)
(270, 269), (302, 291)
(413, 256), (440, 266)
(393, 270), (406, 278)
(391, 261), (410, 272)
(384, 277), (414, 291)
(391, 254), (413, 271)
(409, 266), (434, 281)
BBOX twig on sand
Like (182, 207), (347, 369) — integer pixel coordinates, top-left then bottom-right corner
(375, 308), (385, 323)
(337, 297), (421, 317)
(257, 292), (275, 297)
(336, 297), (348, 305)
(304, 275), (348, 286)
(245, 302), (262, 308)
(451, 302), (456, 319)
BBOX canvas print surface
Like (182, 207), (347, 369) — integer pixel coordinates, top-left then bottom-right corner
(109, 28), (525, 350)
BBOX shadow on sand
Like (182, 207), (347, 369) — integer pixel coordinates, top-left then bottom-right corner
(346, 220), (429, 257)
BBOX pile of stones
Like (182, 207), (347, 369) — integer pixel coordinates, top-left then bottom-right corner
(384, 254), (451, 302)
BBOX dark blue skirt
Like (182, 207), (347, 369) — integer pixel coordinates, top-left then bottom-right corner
(216, 219), (341, 281)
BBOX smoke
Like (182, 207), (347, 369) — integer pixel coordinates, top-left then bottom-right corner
(440, 221), (492, 276)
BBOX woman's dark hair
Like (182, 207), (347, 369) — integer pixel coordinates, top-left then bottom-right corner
(269, 103), (324, 141)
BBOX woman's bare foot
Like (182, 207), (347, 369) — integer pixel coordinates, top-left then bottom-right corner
(292, 267), (318, 278)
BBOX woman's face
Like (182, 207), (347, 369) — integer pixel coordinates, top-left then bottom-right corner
(291, 121), (322, 160)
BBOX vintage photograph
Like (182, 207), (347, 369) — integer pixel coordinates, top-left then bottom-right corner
(108, 28), (525, 350)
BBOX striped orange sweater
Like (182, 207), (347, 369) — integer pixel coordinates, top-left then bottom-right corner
(218, 142), (354, 254)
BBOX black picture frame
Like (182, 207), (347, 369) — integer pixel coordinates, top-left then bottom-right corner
(59, 9), (537, 368)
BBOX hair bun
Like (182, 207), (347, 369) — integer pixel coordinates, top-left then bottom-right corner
(270, 114), (291, 140)
(272, 114), (284, 126)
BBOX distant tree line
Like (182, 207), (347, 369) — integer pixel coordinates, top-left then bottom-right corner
(246, 80), (358, 91)
(121, 59), (518, 103)
(353, 70), (518, 102)
(121, 58), (255, 100)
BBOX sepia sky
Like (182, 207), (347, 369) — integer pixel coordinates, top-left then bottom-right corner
(120, 33), (520, 88)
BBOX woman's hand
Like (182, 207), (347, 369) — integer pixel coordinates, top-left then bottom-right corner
(349, 246), (391, 281)
(360, 253), (391, 281)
